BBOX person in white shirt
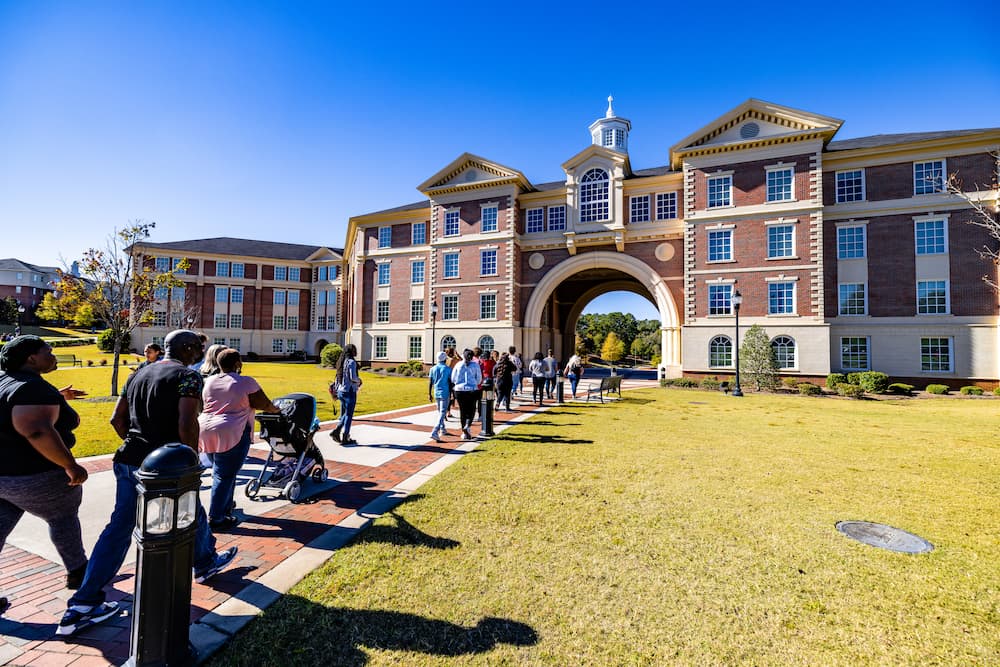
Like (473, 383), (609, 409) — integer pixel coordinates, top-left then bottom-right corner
(528, 352), (546, 405)
(450, 349), (483, 440)
(563, 353), (584, 398)
(543, 349), (558, 399)
(509, 346), (522, 396)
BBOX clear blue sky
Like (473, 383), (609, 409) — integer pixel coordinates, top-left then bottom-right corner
(2, 1), (997, 322)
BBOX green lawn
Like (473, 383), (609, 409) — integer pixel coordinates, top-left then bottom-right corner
(211, 388), (1000, 666)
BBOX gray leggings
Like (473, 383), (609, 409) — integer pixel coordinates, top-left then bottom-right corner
(0, 469), (86, 572)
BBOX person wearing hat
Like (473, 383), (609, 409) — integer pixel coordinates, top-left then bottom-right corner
(0, 336), (90, 616)
(427, 351), (452, 443)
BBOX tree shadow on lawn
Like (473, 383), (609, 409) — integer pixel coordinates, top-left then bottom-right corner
(497, 433), (594, 445)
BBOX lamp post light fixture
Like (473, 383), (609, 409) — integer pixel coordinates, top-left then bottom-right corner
(480, 377), (495, 437)
(731, 289), (743, 397)
(430, 301), (438, 363)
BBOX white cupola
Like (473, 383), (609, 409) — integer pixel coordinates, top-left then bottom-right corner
(588, 95), (631, 153)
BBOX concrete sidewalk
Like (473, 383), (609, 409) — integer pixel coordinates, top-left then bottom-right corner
(0, 380), (652, 665)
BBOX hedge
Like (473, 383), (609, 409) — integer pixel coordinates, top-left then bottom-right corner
(960, 386), (984, 396)
(887, 383), (914, 396)
(836, 383), (865, 399)
(798, 383), (822, 396)
(925, 384), (950, 395)
(826, 373), (847, 389)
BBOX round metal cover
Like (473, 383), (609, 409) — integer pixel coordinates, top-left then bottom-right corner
(740, 122), (760, 139)
(836, 521), (933, 554)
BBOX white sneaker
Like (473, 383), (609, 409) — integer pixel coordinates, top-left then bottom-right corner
(462, 429), (472, 440)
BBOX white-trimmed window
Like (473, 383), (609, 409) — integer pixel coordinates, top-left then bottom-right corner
(914, 160), (945, 195)
(172, 258), (186, 274)
(548, 205), (566, 231)
(478, 335), (495, 353)
(579, 168), (610, 222)
(287, 316), (298, 330)
(442, 294), (458, 320)
(708, 284), (733, 315)
(214, 314), (227, 328)
(835, 169), (865, 203)
(630, 195), (650, 223)
(286, 339), (297, 352)
(232, 263), (245, 278)
(230, 287), (243, 303)
(840, 336), (870, 370)
(272, 339), (285, 353)
(374, 336), (387, 359)
(656, 192), (678, 220)
(440, 334), (456, 351)
(151, 336), (164, 346)
(837, 225), (866, 259)
(378, 226), (392, 249)
(917, 280), (949, 314)
(152, 311), (167, 327)
(410, 299), (424, 322)
(480, 293), (497, 320)
(377, 262), (390, 286)
(213, 337), (228, 347)
(155, 257), (170, 272)
(482, 205), (498, 233)
(443, 252), (459, 279)
(411, 260), (425, 284)
(273, 315), (285, 330)
(839, 283), (867, 315)
(317, 291), (327, 306)
(230, 314), (242, 329)
(326, 314), (336, 329)
(155, 286), (168, 299)
(526, 208), (544, 234)
(709, 335), (732, 367)
(216, 261), (230, 277)
(766, 167), (794, 202)
(480, 249), (497, 276)
(768, 282), (795, 315)
(444, 210), (460, 236)
(317, 266), (328, 281)
(171, 286), (185, 302)
(767, 225), (794, 259)
(707, 175), (732, 208)
(288, 267), (300, 282)
(708, 229), (733, 262)
(376, 300), (389, 323)
(921, 337), (952, 372)
(771, 336), (796, 369)
(915, 219), (947, 255)
(412, 221), (426, 245)
(228, 338), (241, 352)
(408, 336), (422, 360)
(215, 287), (229, 302)
(274, 290), (286, 305)
(288, 291), (300, 306)
(274, 266), (287, 281)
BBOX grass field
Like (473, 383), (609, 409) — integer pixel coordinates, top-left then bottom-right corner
(211, 388), (1000, 666)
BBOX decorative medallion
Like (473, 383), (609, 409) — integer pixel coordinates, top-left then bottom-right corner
(528, 253), (545, 270)
(654, 243), (675, 262)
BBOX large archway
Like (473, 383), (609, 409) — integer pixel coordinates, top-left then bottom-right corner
(521, 251), (681, 374)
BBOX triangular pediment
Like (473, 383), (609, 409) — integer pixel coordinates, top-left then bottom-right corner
(561, 144), (632, 175)
(305, 247), (342, 262)
(418, 153), (531, 194)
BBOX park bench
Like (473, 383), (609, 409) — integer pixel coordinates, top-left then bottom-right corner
(55, 354), (82, 367)
(585, 375), (623, 403)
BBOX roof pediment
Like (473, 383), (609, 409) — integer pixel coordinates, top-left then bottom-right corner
(418, 153), (532, 195)
(561, 144), (632, 175)
(304, 247), (343, 262)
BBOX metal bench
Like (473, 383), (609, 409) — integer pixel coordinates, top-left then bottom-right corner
(585, 375), (623, 403)
(54, 354), (82, 367)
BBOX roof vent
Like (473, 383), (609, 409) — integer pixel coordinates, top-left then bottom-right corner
(740, 122), (760, 139)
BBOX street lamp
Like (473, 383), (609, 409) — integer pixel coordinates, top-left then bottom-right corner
(430, 301), (438, 363)
(16, 304), (25, 334)
(731, 290), (743, 397)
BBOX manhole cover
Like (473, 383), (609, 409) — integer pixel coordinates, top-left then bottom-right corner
(836, 521), (933, 554)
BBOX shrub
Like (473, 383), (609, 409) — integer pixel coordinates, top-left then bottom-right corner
(846, 372), (863, 386)
(394, 359), (424, 376)
(887, 383), (914, 396)
(836, 383), (864, 399)
(960, 386), (984, 396)
(700, 376), (720, 390)
(246, 351), (259, 361)
(857, 371), (890, 394)
(782, 377), (799, 389)
(826, 373), (847, 389)
(99, 359), (107, 366)
(662, 377), (697, 388)
(86, 359), (94, 367)
(47, 337), (96, 348)
(320, 343), (343, 368)
(994, 387), (1000, 396)
(798, 383), (822, 396)
(925, 384), (950, 395)
(96, 329), (131, 353)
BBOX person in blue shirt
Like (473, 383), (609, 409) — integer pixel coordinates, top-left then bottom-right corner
(427, 352), (452, 442)
(450, 349), (483, 440)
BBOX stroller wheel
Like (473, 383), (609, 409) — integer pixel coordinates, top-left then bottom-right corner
(311, 467), (329, 483)
(245, 478), (260, 499)
(284, 480), (302, 503)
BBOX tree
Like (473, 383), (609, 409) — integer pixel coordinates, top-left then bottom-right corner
(947, 155), (1000, 292)
(35, 292), (72, 325)
(740, 324), (778, 391)
(601, 331), (625, 363)
(56, 221), (187, 396)
(0, 297), (19, 325)
(72, 303), (97, 328)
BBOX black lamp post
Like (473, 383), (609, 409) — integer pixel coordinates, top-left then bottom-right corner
(430, 301), (438, 363)
(480, 377), (495, 437)
(732, 289), (743, 397)
(16, 304), (25, 333)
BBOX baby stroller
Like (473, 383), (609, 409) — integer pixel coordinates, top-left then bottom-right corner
(245, 392), (328, 503)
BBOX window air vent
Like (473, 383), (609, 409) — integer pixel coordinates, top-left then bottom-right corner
(740, 122), (760, 139)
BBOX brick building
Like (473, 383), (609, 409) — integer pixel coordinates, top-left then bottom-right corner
(0, 258), (61, 323)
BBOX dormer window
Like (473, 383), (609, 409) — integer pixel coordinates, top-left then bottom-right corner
(601, 128), (625, 149)
(579, 168), (610, 223)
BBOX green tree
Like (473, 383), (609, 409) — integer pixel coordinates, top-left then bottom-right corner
(72, 303), (97, 328)
(740, 324), (778, 391)
(601, 331), (625, 363)
(35, 292), (71, 324)
(0, 297), (19, 325)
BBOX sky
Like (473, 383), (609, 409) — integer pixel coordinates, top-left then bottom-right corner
(1, 1), (998, 321)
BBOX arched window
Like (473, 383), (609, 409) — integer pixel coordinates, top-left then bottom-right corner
(771, 336), (796, 369)
(440, 335), (456, 352)
(579, 168), (609, 223)
(709, 335), (732, 368)
(478, 335), (495, 354)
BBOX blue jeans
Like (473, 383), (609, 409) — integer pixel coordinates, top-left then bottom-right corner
(431, 398), (448, 436)
(337, 389), (357, 437)
(568, 372), (579, 397)
(206, 425), (252, 523)
(68, 462), (218, 607)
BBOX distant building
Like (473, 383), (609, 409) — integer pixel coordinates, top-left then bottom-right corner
(0, 258), (61, 322)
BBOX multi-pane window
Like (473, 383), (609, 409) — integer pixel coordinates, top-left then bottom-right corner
(444, 210), (460, 236)
(376, 300), (390, 323)
(442, 294), (458, 320)
(914, 160), (945, 195)
(548, 205), (566, 231)
(656, 192), (678, 220)
(579, 168), (610, 222)
(172, 258), (185, 273)
(709, 336), (732, 367)
(286, 339), (297, 352)
(317, 291), (327, 306)
(768, 282), (795, 315)
(766, 167), (794, 202)
(230, 287), (243, 303)
(152, 311), (167, 327)
(836, 169), (865, 203)
(317, 266), (328, 281)
(767, 225), (794, 258)
(272, 339), (284, 353)
(328, 291), (337, 312)
(482, 206), (498, 232)
(155, 286), (168, 299)
(213, 337), (227, 347)
(288, 267), (300, 282)
(231, 263), (245, 278)
(171, 287), (185, 301)
(411, 260), (425, 284)
(917, 280), (949, 314)
(229, 314), (242, 329)
(708, 284), (733, 315)
(526, 208), (544, 233)
(410, 299), (424, 322)
(837, 225), (866, 259)
(480, 249), (497, 276)
(288, 291), (300, 306)
(707, 230), (733, 262)
(214, 314), (227, 328)
(841, 337), (869, 370)
(216, 262), (230, 277)
(630, 195), (650, 223)
(921, 337), (952, 372)
(151, 336), (164, 346)
(377, 263), (390, 285)
(839, 283), (867, 315)
(215, 287), (229, 302)
(915, 219), (946, 254)
(478, 335), (495, 353)
(408, 336), (422, 360)
(480, 293), (497, 320)
(287, 316), (298, 330)
(228, 338), (241, 352)
(771, 336), (796, 369)
(274, 290), (286, 305)
(274, 266), (287, 281)
(412, 222), (426, 245)
(378, 226), (392, 249)
(440, 335), (456, 351)
(326, 314), (336, 329)
(272, 315), (285, 330)
(443, 253), (459, 279)
(155, 257), (170, 272)
(707, 175), (732, 208)
(374, 336), (387, 359)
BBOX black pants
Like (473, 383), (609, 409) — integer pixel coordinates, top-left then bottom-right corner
(532, 377), (546, 403)
(455, 390), (479, 429)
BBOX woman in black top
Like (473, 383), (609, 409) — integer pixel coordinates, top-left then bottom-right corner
(0, 336), (89, 615)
